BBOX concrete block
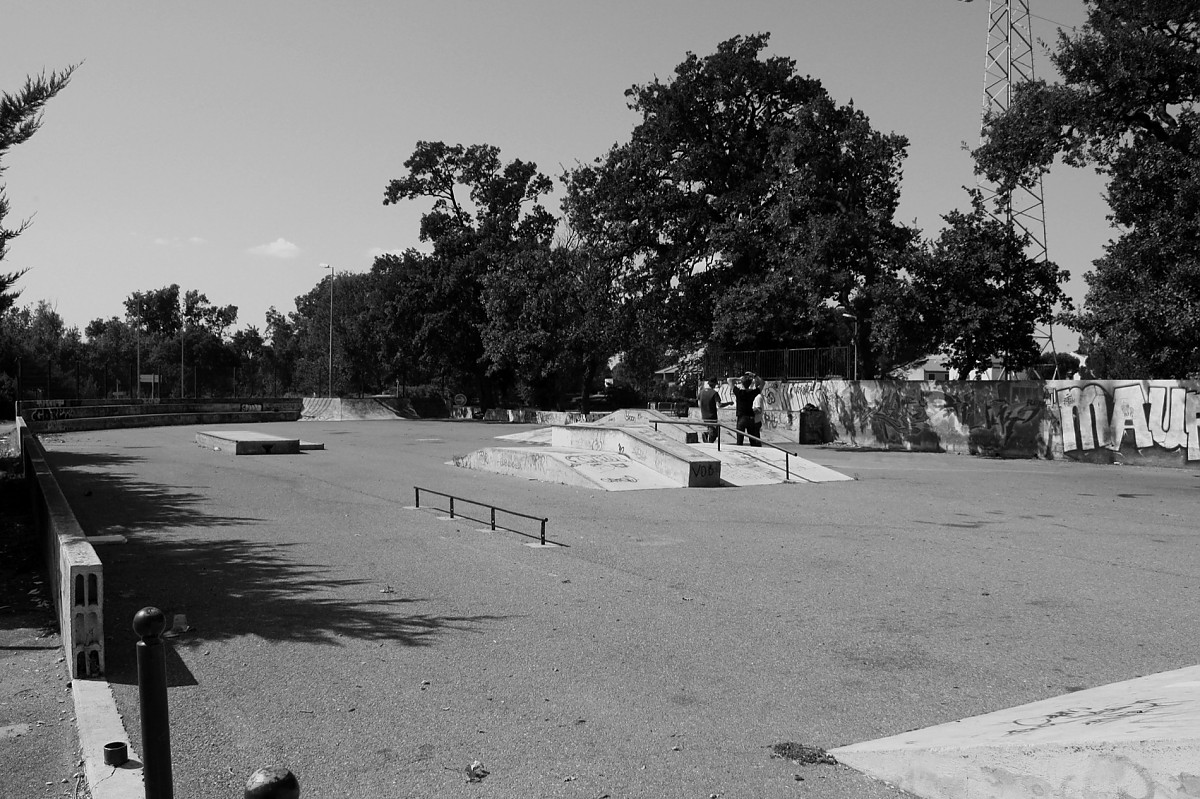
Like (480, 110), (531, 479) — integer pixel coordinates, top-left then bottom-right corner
(196, 430), (301, 455)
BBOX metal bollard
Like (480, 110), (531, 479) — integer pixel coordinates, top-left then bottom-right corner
(245, 767), (299, 798)
(133, 607), (174, 799)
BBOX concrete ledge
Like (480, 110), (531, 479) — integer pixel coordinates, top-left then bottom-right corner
(73, 678), (142, 799)
(550, 424), (721, 487)
(21, 423), (105, 677)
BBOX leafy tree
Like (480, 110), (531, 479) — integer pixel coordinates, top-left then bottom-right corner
(564, 34), (915, 377)
(381, 141), (557, 405)
(481, 241), (624, 411)
(974, 0), (1200, 378)
(370, 250), (436, 390)
(0, 67), (75, 313)
(911, 193), (1071, 376)
(84, 316), (137, 396)
(121, 284), (238, 396)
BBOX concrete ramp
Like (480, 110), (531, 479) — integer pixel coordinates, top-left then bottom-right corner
(831, 664), (1200, 799)
(495, 427), (553, 445)
(453, 447), (679, 490)
(692, 443), (853, 486)
(551, 424), (720, 487)
(301, 397), (402, 421)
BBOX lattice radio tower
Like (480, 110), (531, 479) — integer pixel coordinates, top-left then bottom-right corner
(973, 0), (1061, 372)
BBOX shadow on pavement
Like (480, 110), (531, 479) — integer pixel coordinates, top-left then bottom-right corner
(42, 449), (512, 687)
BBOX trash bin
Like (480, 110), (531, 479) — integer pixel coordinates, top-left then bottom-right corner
(798, 404), (827, 444)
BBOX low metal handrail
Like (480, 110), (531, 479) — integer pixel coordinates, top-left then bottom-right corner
(650, 419), (796, 482)
(413, 486), (550, 545)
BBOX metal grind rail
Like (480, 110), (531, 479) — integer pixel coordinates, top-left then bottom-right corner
(413, 486), (551, 546)
(651, 419), (798, 482)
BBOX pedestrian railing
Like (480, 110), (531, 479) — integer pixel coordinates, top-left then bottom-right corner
(651, 419), (799, 482)
(413, 486), (550, 546)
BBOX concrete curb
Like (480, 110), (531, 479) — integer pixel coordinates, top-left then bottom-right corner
(73, 679), (142, 799)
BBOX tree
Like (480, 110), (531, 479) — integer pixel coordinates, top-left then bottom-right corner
(911, 192), (1071, 376)
(122, 284), (238, 396)
(481, 240), (624, 410)
(974, 0), (1200, 377)
(564, 34), (916, 377)
(0, 67), (75, 313)
(382, 141), (557, 404)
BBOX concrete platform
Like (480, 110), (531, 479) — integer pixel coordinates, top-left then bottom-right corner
(831, 664), (1200, 798)
(550, 424), (721, 487)
(195, 430), (301, 455)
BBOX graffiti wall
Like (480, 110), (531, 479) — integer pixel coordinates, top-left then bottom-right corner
(716, 378), (1200, 468)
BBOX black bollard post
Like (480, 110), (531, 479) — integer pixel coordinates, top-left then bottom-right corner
(245, 767), (299, 799)
(133, 607), (174, 799)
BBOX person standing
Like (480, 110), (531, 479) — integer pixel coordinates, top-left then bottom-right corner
(750, 387), (766, 445)
(696, 377), (728, 443)
(731, 372), (763, 446)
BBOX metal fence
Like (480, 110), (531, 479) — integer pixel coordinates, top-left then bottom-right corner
(702, 346), (853, 381)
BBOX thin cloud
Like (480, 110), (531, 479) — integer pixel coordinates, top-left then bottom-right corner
(366, 246), (407, 259)
(154, 235), (207, 247)
(248, 238), (302, 259)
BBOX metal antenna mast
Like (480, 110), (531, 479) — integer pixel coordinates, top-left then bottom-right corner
(976, 0), (1060, 373)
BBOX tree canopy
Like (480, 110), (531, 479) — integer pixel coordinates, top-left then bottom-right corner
(565, 34), (922, 377)
(975, 0), (1200, 377)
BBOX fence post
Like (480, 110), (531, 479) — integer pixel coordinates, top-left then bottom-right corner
(134, 607), (174, 799)
(414, 486), (420, 508)
(449, 496), (455, 518)
(490, 507), (496, 531)
(540, 519), (546, 546)
(244, 767), (299, 799)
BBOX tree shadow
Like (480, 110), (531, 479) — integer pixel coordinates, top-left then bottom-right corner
(40, 450), (514, 687)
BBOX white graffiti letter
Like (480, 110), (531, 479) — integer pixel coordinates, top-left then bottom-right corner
(1188, 391), (1200, 462)
(1056, 385), (1111, 451)
(1148, 384), (1187, 450)
(1109, 384), (1153, 450)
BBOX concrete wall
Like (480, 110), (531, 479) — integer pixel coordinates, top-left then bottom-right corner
(20, 423), (105, 678)
(18, 397), (302, 433)
(711, 378), (1200, 467)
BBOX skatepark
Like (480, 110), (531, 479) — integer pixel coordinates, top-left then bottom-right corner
(13, 409), (1200, 798)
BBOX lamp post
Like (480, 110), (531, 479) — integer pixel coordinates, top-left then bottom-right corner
(842, 312), (858, 381)
(321, 263), (334, 397)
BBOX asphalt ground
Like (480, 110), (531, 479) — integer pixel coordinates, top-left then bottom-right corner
(32, 420), (1200, 799)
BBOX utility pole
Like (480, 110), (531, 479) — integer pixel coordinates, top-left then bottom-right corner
(321, 264), (334, 397)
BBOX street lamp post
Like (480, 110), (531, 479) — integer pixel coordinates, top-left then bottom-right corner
(321, 263), (334, 397)
(842, 312), (858, 381)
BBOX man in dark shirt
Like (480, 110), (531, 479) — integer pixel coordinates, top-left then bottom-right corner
(731, 372), (763, 446)
(696, 377), (728, 443)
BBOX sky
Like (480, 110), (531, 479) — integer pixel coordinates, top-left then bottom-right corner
(2, 1), (1109, 350)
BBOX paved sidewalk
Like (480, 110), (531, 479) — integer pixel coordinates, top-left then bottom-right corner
(0, 466), (89, 799)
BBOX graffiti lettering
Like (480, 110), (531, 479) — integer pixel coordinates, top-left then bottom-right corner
(689, 463), (716, 478)
(1055, 381), (1200, 461)
(29, 407), (74, 422)
(239, 403), (263, 412)
(1005, 699), (1180, 736)
(565, 453), (628, 471)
